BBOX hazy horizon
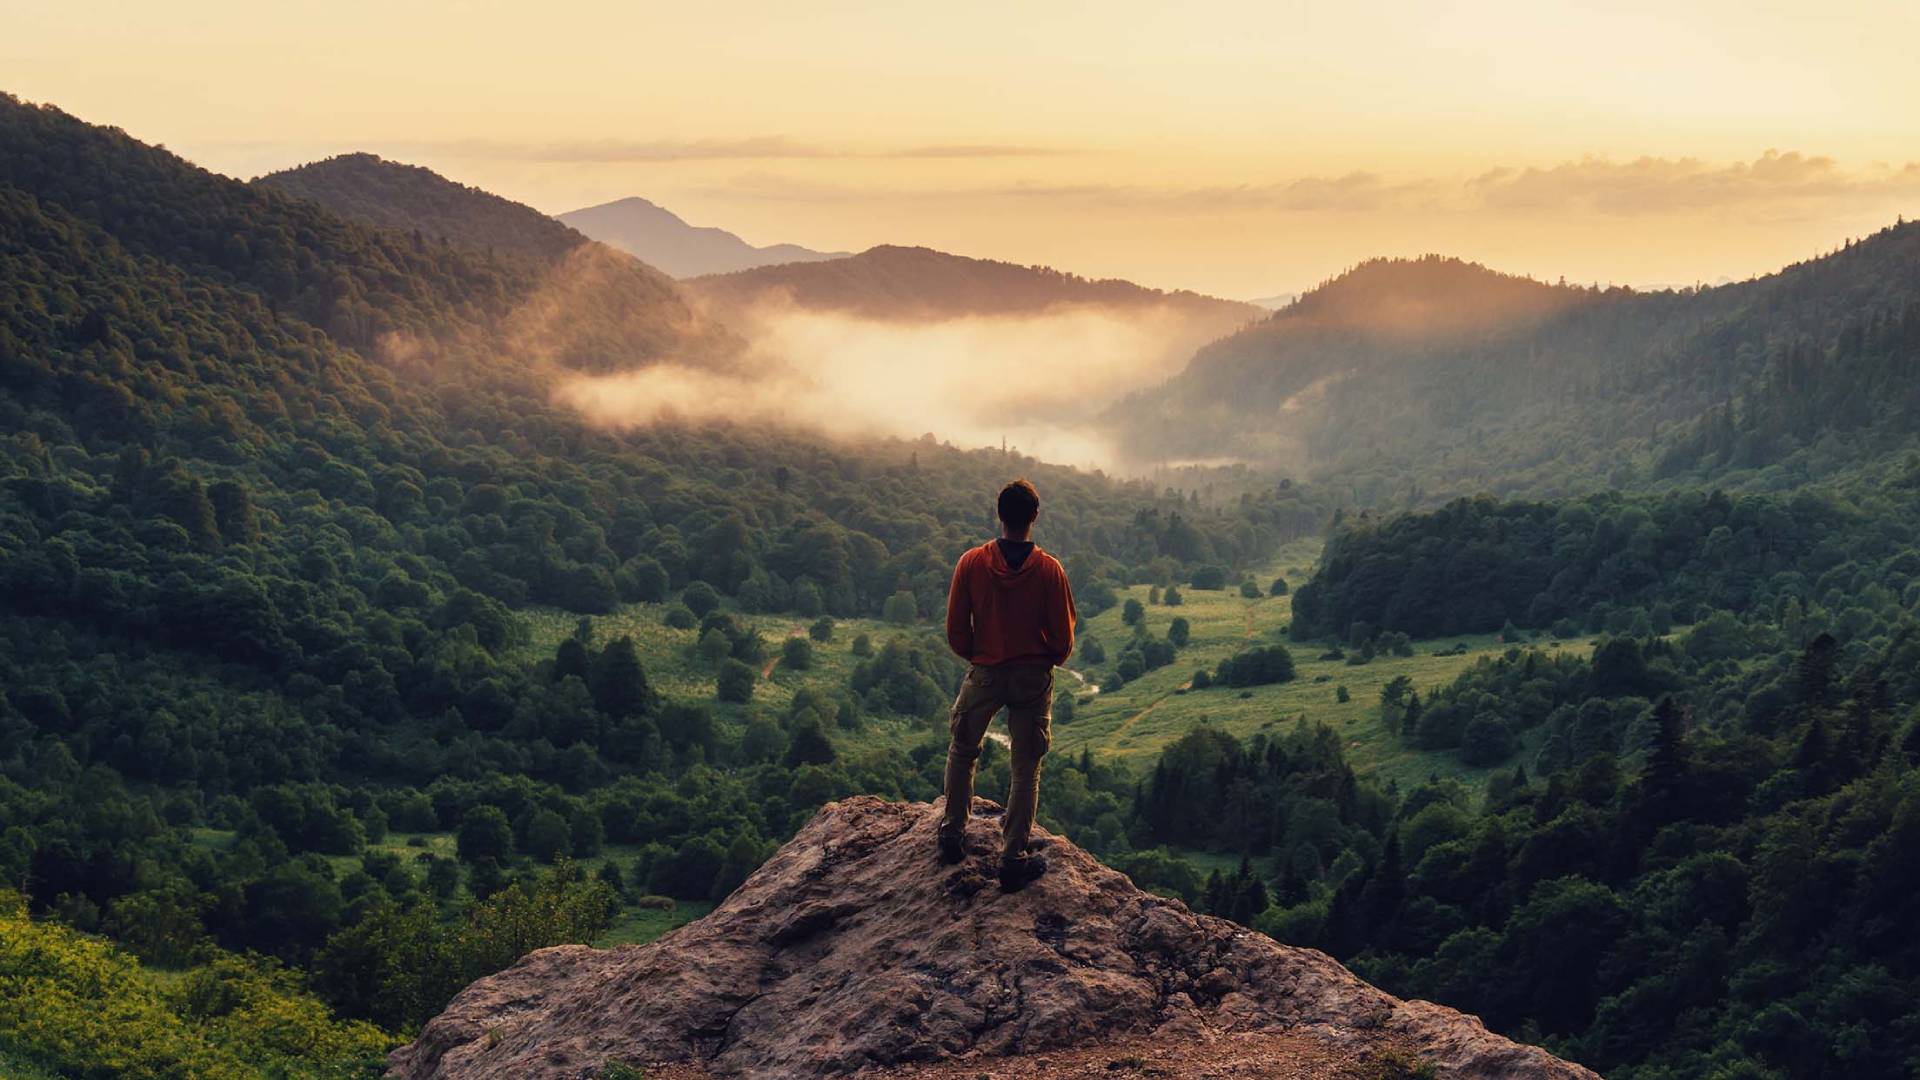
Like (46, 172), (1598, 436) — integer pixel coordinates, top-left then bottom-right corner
(9, 1), (1917, 300)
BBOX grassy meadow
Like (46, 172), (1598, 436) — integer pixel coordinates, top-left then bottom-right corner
(1053, 538), (1583, 796)
(514, 537), (1597, 800)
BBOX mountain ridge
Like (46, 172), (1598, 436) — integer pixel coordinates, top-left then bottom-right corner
(690, 243), (1261, 325)
(256, 152), (588, 263)
(243, 146), (746, 373)
(560, 195), (848, 278)
(1107, 223), (1920, 492)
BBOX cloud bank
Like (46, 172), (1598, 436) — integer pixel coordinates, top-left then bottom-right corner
(552, 303), (1223, 469)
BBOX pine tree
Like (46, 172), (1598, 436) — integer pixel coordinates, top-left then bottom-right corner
(783, 717), (837, 768)
(1360, 830), (1404, 934)
(1631, 697), (1692, 835)
(590, 636), (657, 720)
(1793, 632), (1839, 706)
(553, 637), (591, 684)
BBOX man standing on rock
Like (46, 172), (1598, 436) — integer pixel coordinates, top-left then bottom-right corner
(939, 478), (1076, 890)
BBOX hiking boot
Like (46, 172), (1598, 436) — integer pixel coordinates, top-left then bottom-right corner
(1022, 837), (1052, 854)
(999, 852), (1048, 892)
(937, 830), (966, 865)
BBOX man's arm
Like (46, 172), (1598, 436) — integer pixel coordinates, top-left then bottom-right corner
(1046, 561), (1076, 667)
(945, 552), (975, 660)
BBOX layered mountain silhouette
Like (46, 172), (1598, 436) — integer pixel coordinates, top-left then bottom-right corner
(1109, 235), (1920, 493)
(691, 244), (1260, 326)
(391, 797), (1595, 1079)
(247, 150), (744, 373)
(1248, 292), (1300, 310)
(561, 195), (847, 278)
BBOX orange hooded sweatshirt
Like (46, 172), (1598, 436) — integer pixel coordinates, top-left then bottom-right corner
(945, 540), (1076, 668)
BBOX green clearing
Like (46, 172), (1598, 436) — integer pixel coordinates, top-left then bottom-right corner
(515, 540), (1588, 797)
(523, 606), (932, 721)
(601, 899), (713, 947)
(521, 602), (953, 761)
(1055, 538), (1577, 796)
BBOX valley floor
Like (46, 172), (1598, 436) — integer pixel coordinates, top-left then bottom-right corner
(1056, 539), (1572, 796)
(521, 536), (1594, 806)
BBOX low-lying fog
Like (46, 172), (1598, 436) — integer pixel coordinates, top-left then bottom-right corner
(552, 303), (1227, 470)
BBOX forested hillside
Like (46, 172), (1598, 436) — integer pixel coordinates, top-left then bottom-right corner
(256, 153), (587, 262)
(1111, 233), (1920, 500)
(0, 96), (748, 377)
(248, 149), (745, 375)
(1150, 461), (1920, 1076)
(0, 95), (1318, 1074)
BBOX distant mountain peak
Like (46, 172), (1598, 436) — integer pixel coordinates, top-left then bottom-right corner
(1284, 254), (1588, 336)
(559, 196), (846, 278)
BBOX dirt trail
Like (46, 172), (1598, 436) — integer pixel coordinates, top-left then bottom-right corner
(1107, 677), (1195, 744)
(1061, 666), (1099, 696)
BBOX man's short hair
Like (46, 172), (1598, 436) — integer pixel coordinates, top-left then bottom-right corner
(997, 478), (1040, 529)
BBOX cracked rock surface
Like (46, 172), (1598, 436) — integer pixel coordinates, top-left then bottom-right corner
(388, 796), (1597, 1080)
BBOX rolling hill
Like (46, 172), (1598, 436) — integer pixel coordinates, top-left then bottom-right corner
(1108, 236), (1920, 498)
(560, 195), (847, 278)
(256, 152), (586, 262)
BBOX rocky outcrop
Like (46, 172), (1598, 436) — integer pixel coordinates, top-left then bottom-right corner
(390, 797), (1598, 1080)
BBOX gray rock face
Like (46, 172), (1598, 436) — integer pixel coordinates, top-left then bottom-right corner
(389, 797), (1598, 1080)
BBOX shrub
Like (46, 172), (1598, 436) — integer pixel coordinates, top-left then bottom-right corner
(882, 591), (918, 624)
(681, 582), (721, 617)
(1215, 644), (1297, 687)
(1190, 566), (1229, 590)
(781, 637), (814, 671)
(716, 659), (757, 703)
(0, 892), (394, 1077)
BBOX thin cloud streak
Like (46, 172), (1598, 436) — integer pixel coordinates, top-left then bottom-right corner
(394, 136), (1074, 163)
(695, 152), (1920, 217)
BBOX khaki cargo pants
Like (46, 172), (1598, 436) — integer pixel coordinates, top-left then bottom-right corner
(940, 662), (1054, 860)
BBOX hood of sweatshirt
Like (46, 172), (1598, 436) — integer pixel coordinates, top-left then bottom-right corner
(984, 539), (1041, 586)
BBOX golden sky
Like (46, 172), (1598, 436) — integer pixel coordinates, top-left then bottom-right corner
(9, 1), (1918, 297)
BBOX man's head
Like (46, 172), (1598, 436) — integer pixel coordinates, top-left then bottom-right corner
(997, 478), (1040, 538)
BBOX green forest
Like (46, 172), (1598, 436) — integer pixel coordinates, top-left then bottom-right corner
(4, 90), (1920, 1080)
